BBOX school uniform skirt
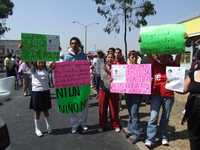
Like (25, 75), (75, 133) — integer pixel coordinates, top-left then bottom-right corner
(30, 90), (51, 111)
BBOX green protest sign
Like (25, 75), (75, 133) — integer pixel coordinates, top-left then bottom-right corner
(21, 33), (60, 61)
(140, 24), (186, 54)
(56, 85), (91, 114)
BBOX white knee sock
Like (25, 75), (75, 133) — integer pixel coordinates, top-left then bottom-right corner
(34, 119), (43, 136)
(44, 117), (51, 129)
(34, 119), (40, 130)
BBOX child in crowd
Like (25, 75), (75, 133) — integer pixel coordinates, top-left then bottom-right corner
(30, 61), (52, 137)
(98, 53), (120, 132)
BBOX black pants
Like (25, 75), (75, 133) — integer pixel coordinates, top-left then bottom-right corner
(6, 69), (15, 77)
(187, 99), (200, 150)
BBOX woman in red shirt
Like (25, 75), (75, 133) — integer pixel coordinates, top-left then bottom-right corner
(98, 53), (121, 132)
(145, 54), (181, 148)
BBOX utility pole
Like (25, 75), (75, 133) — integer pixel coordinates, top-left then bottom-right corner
(72, 21), (99, 53)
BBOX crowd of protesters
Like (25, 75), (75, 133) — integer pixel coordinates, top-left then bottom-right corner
(86, 43), (200, 149)
(1, 36), (200, 150)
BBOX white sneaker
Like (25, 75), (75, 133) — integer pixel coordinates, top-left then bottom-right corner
(115, 128), (121, 133)
(145, 140), (152, 148)
(82, 126), (88, 131)
(24, 92), (28, 96)
(35, 129), (43, 137)
(71, 129), (77, 134)
(162, 139), (169, 145)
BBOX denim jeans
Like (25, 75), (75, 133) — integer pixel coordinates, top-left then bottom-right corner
(126, 94), (142, 137)
(146, 96), (174, 143)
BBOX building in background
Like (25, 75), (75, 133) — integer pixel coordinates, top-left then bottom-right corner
(0, 40), (21, 57)
(0, 40), (21, 72)
(179, 16), (200, 69)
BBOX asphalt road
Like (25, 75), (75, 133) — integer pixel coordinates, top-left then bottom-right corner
(0, 89), (138, 150)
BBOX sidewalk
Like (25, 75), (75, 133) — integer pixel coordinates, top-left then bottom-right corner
(120, 93), (189, 150)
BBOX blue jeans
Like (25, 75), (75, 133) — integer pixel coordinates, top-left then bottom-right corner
(126, 94), (142, 137)
(146, 96), (174, 143)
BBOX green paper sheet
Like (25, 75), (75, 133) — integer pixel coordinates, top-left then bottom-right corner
(140, 24), (186, 54)
(21, 33), (59, 61)
(56, 85), (91, 114)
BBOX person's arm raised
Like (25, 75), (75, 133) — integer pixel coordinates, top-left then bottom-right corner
(174, 54), (181, 66)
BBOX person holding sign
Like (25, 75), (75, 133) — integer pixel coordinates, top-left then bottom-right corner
(98, 53), (121, 132)
(145, 54), (181, 148)
(63, 37), (88, 134)
(181, 61), (200, 150)
(126, 50), (143, 143)
(29, 61), (52, 137)
(113, 48), (126, 111)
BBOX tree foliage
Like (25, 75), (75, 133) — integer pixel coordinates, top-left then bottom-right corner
(0, 0), (14, 35)
(93, 0), (156, 60)
(94, 0), (156, 34)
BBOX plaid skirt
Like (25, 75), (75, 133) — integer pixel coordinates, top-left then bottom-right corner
(30, 90), (51, 111)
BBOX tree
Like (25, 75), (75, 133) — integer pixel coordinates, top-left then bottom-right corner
(93, 0), (156, 60)
(0, 0), (14, 36)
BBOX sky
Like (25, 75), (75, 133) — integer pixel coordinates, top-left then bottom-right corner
(2, 0), (200, 53)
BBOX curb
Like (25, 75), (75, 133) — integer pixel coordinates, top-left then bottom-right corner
(122, 127), (149, 150)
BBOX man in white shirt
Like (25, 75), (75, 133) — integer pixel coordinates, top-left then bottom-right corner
(92, 51), (105, 94)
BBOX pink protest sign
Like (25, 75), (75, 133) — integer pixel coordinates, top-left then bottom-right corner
(110, 64), (152, 94)
(54, 60), (90, 88)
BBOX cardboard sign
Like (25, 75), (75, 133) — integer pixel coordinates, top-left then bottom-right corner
(140, 24), (186, 54)
(110, 64), (151, 95)
(21, 33), (60, 61)
(54, 60), (91, 114)
(165, 67), (185, 92)
(56, 85), (90, 114)
(54, 60), (90, 88)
